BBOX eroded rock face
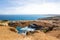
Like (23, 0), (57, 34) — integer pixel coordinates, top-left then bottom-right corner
(8, 20), (60, 33)
(8, 20), (60, 39)
(8, 21), (30, 28)
(8, 21), (53, 28)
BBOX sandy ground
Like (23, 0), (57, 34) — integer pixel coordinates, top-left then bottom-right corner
(0, 26), (59, 40)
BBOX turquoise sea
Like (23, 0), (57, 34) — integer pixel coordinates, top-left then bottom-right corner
(0, 15), (49, 20)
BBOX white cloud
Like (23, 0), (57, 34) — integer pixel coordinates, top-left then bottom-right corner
(0, 0), (60, 15)
(1, 3), (60, 15)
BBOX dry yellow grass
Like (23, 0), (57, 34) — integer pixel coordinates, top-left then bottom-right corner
(0, 26), (59, 40)
(46, 30), (60, 39)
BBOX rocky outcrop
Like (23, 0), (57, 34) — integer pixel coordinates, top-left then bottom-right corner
(0, 26), (59, 40)
(38, 16), (60, 20)
(7, 20), (60, 39)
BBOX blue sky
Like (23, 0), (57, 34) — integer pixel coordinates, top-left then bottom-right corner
(0, 0), (60, 15)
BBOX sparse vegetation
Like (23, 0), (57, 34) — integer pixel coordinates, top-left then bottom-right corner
(1, 20), (8, 23)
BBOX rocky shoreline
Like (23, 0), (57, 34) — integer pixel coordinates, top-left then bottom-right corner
(0, 20), (60, 40)
(0, 16), (60, 40)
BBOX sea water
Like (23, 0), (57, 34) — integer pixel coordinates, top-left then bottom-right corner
(0, 15), (48, 20)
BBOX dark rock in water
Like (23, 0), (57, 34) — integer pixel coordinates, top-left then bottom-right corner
(28, 24), (57, 33)
(28, 24), (44, 30)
